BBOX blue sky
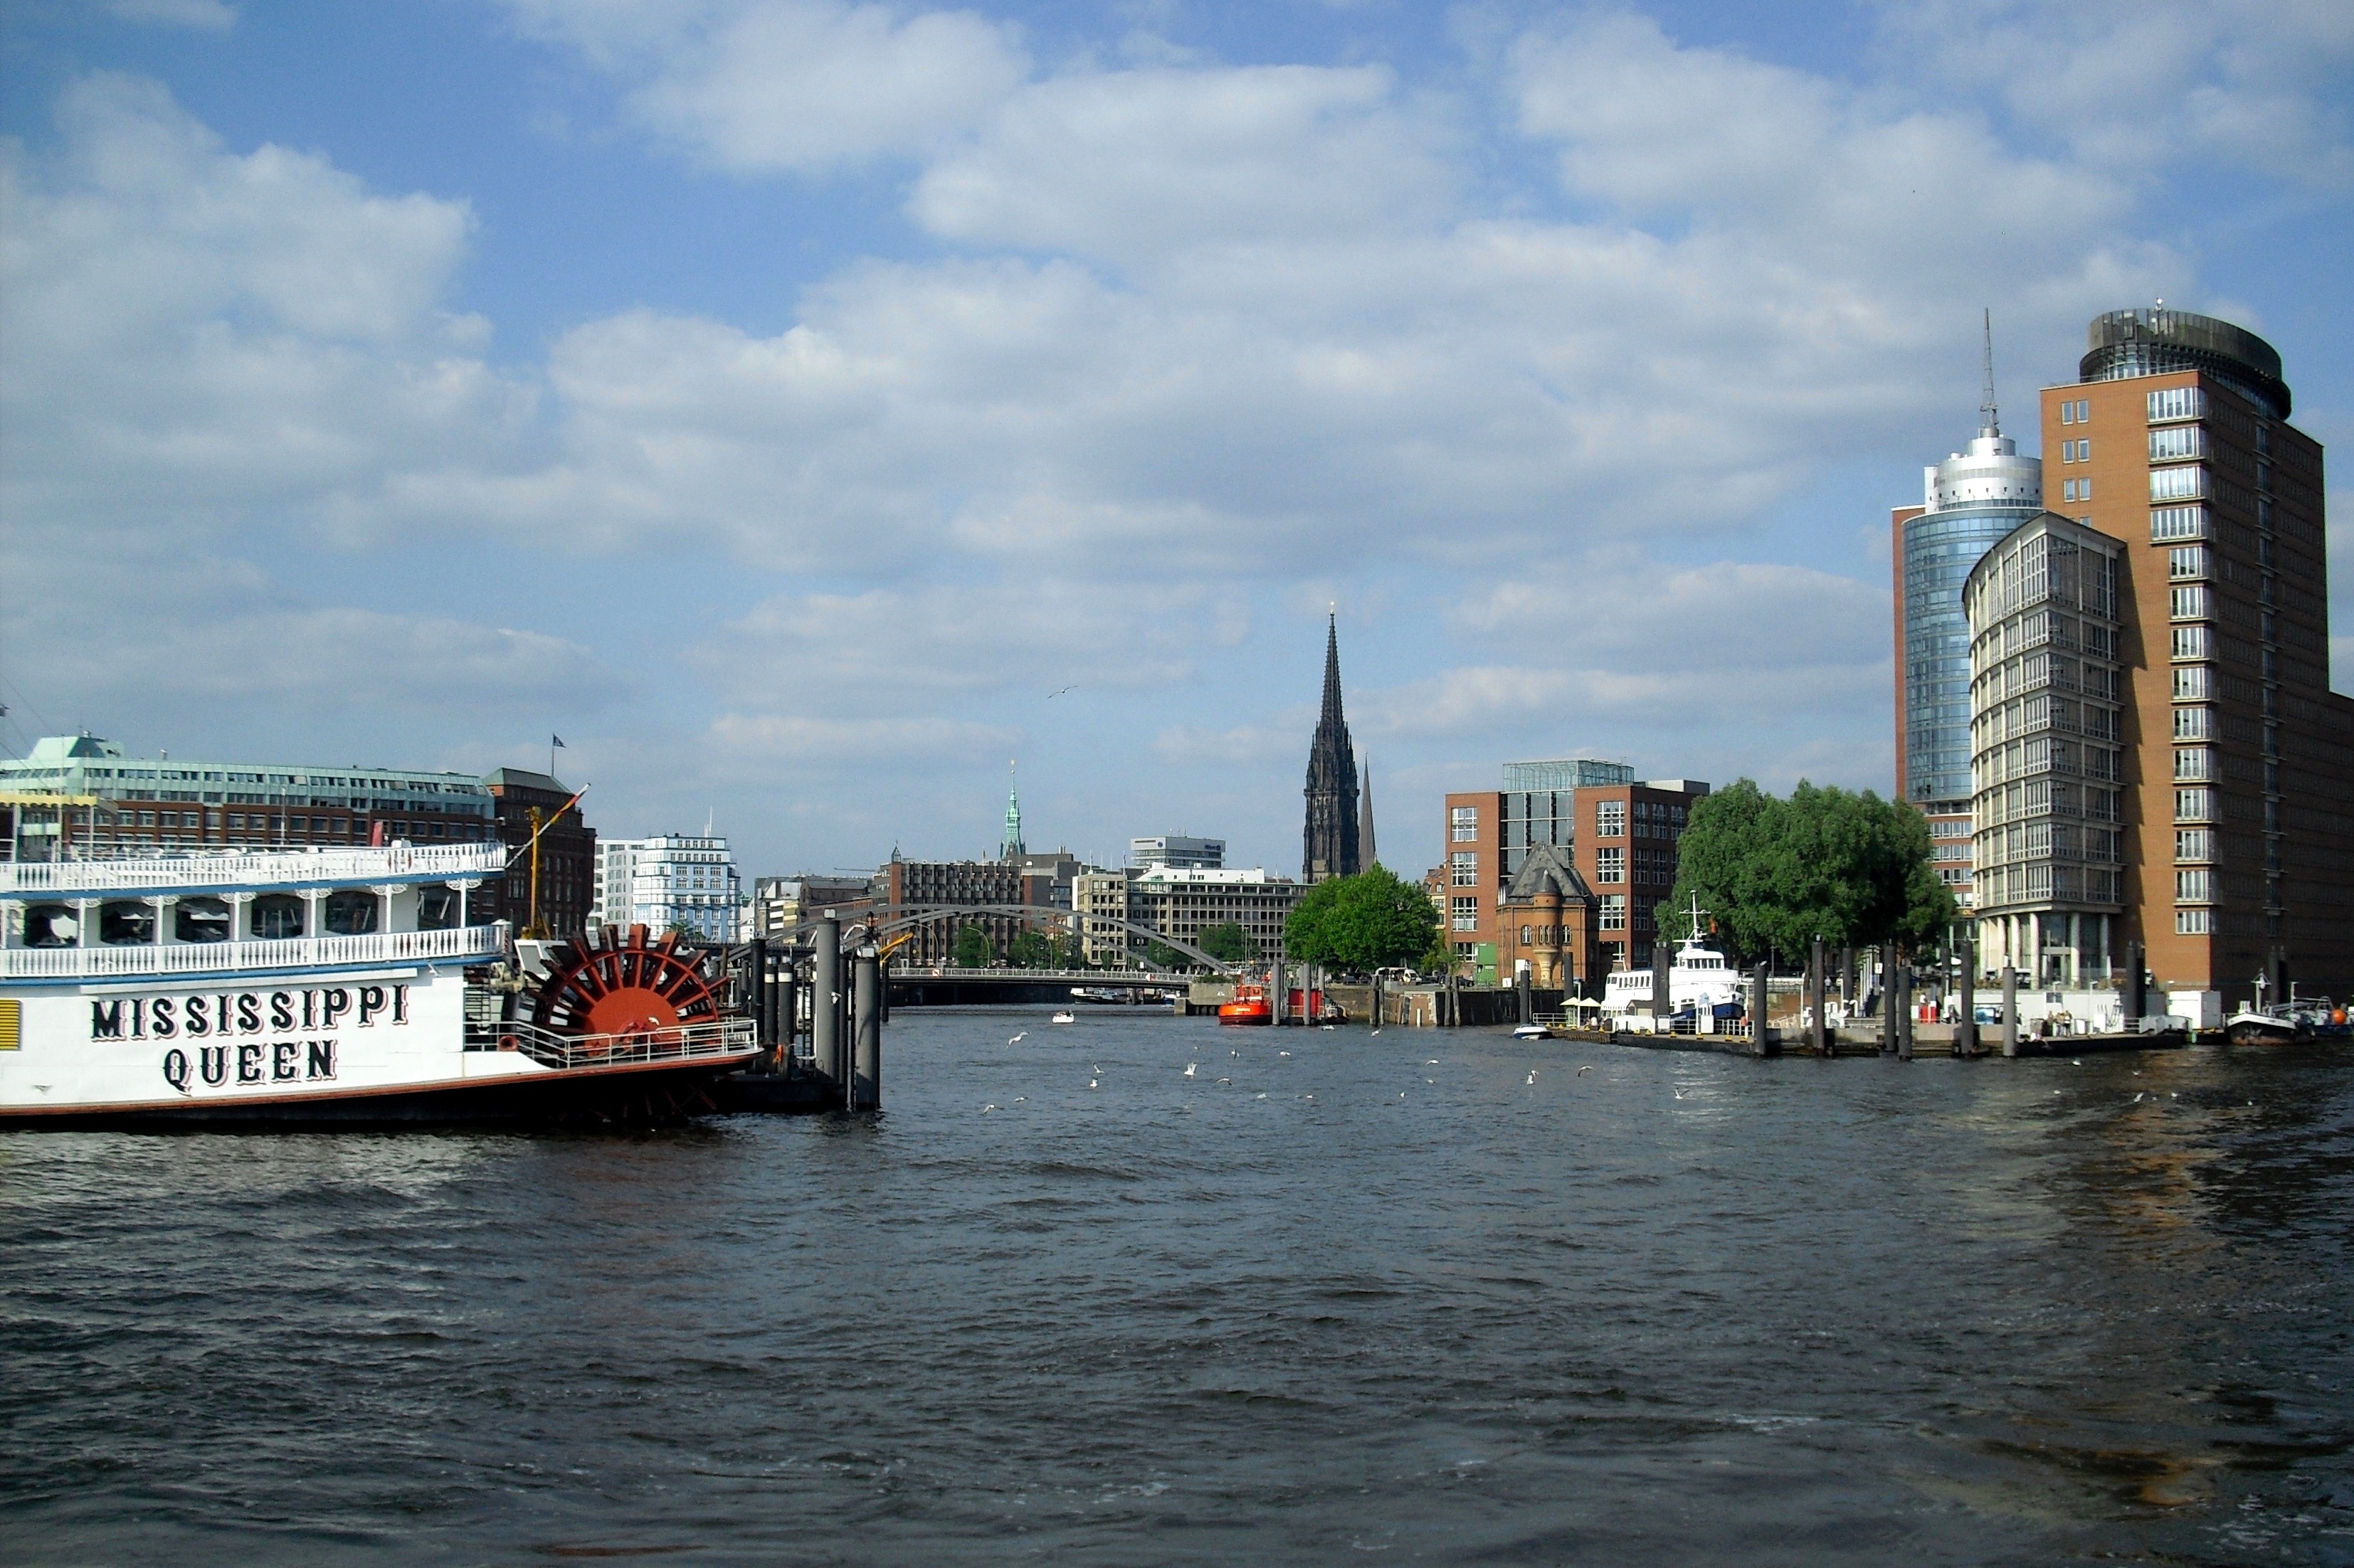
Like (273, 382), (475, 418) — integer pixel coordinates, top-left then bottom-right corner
(4, 0), (2348, 878)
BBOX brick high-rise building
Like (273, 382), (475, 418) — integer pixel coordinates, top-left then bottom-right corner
(484, 768), (595, 939)
(1980, 308), (2351, 1003)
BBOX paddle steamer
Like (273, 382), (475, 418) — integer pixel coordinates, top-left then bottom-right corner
(0, 842), (757, 1125)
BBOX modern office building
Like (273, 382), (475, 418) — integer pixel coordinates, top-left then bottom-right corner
(0, 733), (497, 862)
(1963, 514), (2128, 986)
(2014, 307), (2352, 1000)
(1302, 616), (1361, 882)
(1131, 835), (1225, 870)
(591, 833), (744, 944)
(1893, 331), (2044, 910)
(1072, 867), (1141, 965)
(1440, 760), (1707, 978)
(482, 768), (595, 939)
(1129, 866), (1302, 965)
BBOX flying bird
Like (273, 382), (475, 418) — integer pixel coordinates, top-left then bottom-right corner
(1526, 1071), (1537, 1086)
(1577, 1065), (1593, 1075)
(1047, 685), (1077, 699)
(1008, 1032), (1027, 1044)
(1184, 1063), (1197, 1077)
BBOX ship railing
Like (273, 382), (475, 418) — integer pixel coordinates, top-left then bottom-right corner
(0, 923), (503, 980)
(0, 842), (507, 896)
(468, 1016), (758, 1072)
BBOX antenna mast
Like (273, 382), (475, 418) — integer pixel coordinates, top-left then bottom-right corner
(1980, 307), (2000, 438)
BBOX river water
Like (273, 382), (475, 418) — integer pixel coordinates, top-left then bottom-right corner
(4, 1010), (2350, 1564)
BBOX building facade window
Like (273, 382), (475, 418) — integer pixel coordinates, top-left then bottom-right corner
(2167, 546), (2210, 579)
(1449, 806), (1479, 842)
(1448, 852), (1479, 886)
(2176, 909), (2212, 935)
(2173, 666), (2212, 699)
(2175, 788), (2213, 821)
(2169, 585), (2212, 620)
(1450, 896), (1477, 932)
(2175, 829), (2213, 862)
(2148, 425), (2205, 461)
(2173, 706), (2214, 740)
(1600, 895), (1627, 931)
(2150, 505), (2207, 541)
(1595, 800), (1625, 837)
(2171, 626), (2214, 660)
(2147, 387), (2205, 423)
(1595, 847), (1625, 883)
(2175, 869), (2212, 903)
(2150, 465), (2206, 501)
(2174, 748), (2212, 782)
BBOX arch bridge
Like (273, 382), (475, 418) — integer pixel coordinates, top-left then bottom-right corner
(775, 903), (1247, 977)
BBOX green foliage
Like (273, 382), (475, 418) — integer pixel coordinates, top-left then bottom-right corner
(952, 923), (994, 968)
(1650, 779), (1959, 967)
(1139, 939), (1190, 971)
(1197, 921), (1256, 963)
(1006, 930), (1057, 968)
(1284, 865), (1441, 975)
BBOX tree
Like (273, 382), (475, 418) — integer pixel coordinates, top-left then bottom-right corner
(1139, 939), (1191, 971)
(1650, 778), (1958, 967)
(1285, 865), (1440, 975)
(1198, 921), (1256, 963)
(1007, 929), (1057, 968)
(952, 923), (994, 968)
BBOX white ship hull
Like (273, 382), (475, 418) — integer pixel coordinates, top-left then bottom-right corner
(0, 966), (756, 1125)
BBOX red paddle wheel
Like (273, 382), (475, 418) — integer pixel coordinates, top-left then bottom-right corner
(530, 924), (724, 1045)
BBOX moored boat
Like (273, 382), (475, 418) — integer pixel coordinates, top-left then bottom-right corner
(0, 843), (758, 1126)
(1217, 982), (1273, 1026)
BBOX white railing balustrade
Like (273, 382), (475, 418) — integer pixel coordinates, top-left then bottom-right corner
(469, 1016), (756, 1071)
(0, 842), (507, 896)
(0, 923), (503, 980)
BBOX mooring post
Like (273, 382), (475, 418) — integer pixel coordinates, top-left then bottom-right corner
(781, 943), (801, 1073)
(852, 945), (881, 1111)
(1840, 946), (1856, 1010)
(745, 935), (769, 1058)
(812, 916), (843, 1088)
(1957, 933), (1978, 1057)
(1748, 961), (1769, 1055)
(1807, 937), (1826, 1055)
(2125, 939), (2146, 1029)
(2001, 964), (2019, 1057)
(1651, 940), (1672, 1029)
(1896, 961), (1914, 1061)
(1516, 965), (1532, 1024)
(1272, 955), (1288, 1027)
(1446, 967), (1459, 1028)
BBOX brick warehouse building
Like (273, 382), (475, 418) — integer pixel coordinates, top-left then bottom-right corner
(1437, 760), (1707, 987)
(483, 768), (596, 939)
(1971, 309), (2352, 1003)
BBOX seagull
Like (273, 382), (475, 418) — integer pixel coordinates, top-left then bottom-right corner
(1008, 1032), (1027, 1044)
(1014, 1096), (1025, 1103)
(1674, 1089), (1687, 1100)
(1089, 1078), (1099, 1089)
(983, 1103), (998, 1112)
(1218, 1076), (1231, 1085)
(1047, 684), (1077, 699)
(1400, 1091), (1407, 1099)
(2072, 1059), (2083, 1066)
(1578, 1065), (1593, 1075)
(1092, 1064), (1101, 1074)
(1426, 1078), (1435, 1084)
(1278, 1050), (1291, 1057)
(1371, 1029), (1381, 1036)
(1184, 1063), (1197, 1077)
(1256, 1093), (1267, 1100)
(1526, 1071), (1537, 1086)
(1426, 1059), (1440, 1066)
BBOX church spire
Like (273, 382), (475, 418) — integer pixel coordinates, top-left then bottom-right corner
(1002, 761), (1024, 859)
(1358, 757), (1377, 869)
(1302, 611), (1361, 883)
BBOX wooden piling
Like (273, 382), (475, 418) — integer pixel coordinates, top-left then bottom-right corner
(1808, 937), (1827, 1055)
(1957, 933), (1978, 1057)
(2001, 964), (2019, 1057)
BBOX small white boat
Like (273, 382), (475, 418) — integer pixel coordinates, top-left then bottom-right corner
(1511, 1022), (1552, 1040)
(1050, 1010), (1077, 1024)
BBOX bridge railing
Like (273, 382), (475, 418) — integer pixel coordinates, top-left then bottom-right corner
(895, 967), (1188, 983)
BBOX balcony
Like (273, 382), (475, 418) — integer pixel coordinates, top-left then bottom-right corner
(0, 923), (503, 981)
(0, 842), (507, 897)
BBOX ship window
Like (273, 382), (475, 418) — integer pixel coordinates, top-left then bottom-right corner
(323, 890), (379, 936)
(176, 898), (231, 943)
(139, 811), (157, 827)
(24, 904), (78, 948)
(99, 901), (156, 945)
(253, 895), (305, 939)
(417, 886), (460, 930)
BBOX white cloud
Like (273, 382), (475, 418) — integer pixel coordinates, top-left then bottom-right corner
(1453, 557), (1891, 672)
(707, 712), (1018, 763)
(505, 0), (1030, 171)
(1871, 0), (2354, 186)
(100, 0), (236, 30)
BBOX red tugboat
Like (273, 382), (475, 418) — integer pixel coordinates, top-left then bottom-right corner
(1217, 980), (1274, 1026)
